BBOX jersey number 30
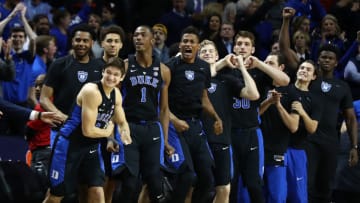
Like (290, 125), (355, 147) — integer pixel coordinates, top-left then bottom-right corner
(233, 98), (250, 109)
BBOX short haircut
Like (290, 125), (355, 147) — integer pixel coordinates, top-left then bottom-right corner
(33, 14), (49, 24)
(300, 59), (319, 76)
(10, 26), (26, 37)
(199, 39), (218, 53)
(35, 35), (55, 55)
(70, 23), (96, 40)
(100, 25), (125, 43)
(135, 25), (154, 35)
(103, 57), (126, 76)
(181, 26), (200, 42)
(234, 30), (256, 46)
(318, 43), (340, 60)
(268, 51), (286, 66)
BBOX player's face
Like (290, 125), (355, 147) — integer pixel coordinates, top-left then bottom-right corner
(72, 31), (93, 58)
(102, 66), (123, 87)
(318, 51), (337, 73)
(233, 36), (254, 59)
(297, 62), (316, 83)
(264, 55), (282, 70)
(199, 44), (218, 64)
(133, 27), (154, 52)
(102, 33), (122, 57)
(179, 33), (199, 62)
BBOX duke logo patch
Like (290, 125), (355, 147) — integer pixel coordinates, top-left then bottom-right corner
(185, 70), (194, 81)
(321, 81), (332, 93)
(78, 71), (88, 83)
(208, 83), (217, 93)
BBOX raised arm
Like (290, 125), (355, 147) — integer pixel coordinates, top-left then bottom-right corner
(20, 4), (37, 40)
(235, 55), (259, 100)
(279, 7), (300, 71)
(79, 83), (114, 138)
(214, 53), (237, 73)
(246, 55), (290, 86)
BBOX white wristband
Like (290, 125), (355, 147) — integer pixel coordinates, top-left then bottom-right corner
(29, 111), (37, 121)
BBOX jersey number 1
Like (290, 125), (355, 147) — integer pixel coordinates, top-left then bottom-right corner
(141, 87), (147, 103)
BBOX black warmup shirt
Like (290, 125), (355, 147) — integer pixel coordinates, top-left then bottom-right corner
(45, 55), (103, 115)
(309, 77), (353, 145)
(166, 56), (211, 119)
(231, 68), (272, 128)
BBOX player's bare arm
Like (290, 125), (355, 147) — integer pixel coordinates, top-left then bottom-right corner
(79, 83), (114, 138)
(112, 88), (131, 145)
(160, 63), (174, 155)
(246, 56), (290, 86)
(235, 55), (260, 100)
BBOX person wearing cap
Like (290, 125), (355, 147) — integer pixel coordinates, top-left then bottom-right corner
(152, 23), (170, 63)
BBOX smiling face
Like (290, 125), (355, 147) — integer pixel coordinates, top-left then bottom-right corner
(72, 31), (93, 58)
(296, 61), (316, 83)
(179, 33), (200, 63)
(199, 43), (218, 64)
(102, 66), (123, 88)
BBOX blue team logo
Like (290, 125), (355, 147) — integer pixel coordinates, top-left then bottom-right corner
(185, 70), (194, 81)
(321, 81), (332, 93)
(78, 71), (88, 83)
(208, 83), (217, 94)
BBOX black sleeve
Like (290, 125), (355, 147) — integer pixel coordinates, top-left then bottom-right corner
(0, 59), (15, 81)
(0, 97), (32, 121)
(219, 70), (245, 97)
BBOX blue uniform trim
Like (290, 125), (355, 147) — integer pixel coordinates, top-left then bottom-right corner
(165, 123), (185, 170)
(286, 147), (308, 203)
(59, 105), (82, 137)
(256, 128), (264, 178)
(157, 122), (165, 167)
(111, 125), (126, 171)
(264, 165), (287, 203)
(49, 135), (70, 186)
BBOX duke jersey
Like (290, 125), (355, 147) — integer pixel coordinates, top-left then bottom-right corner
(231, 68), (272, 128)
(122, 55), (162, 122)
(60, 81), (116, 145)
(166, 56), (211, 119)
